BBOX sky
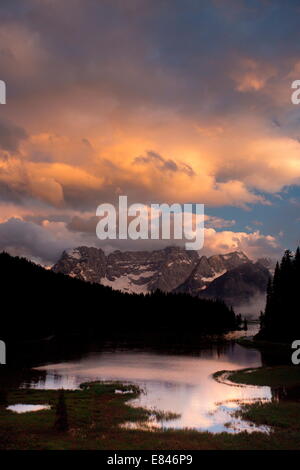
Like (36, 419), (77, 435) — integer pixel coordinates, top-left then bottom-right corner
(1, 0), (300, 264)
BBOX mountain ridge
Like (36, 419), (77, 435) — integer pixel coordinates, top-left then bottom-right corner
(52, 246), (270, 310)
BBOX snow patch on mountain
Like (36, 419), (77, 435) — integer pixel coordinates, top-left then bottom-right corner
(100, 275), (150, 294)
(202, 269), (227, 283)
(65, 248), (81, 260)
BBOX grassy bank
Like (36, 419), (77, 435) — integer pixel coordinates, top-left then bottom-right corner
(213, 364), (300, 446)
(236, 401), (300, 432)
(1, 379), (300, 450)
(217, 365), (300, 387)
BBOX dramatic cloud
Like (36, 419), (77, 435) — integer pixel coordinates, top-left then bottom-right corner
(134, 151), (196, 177)
(0, 215), (281, 266)
(0, 217), (80, 264)
(0, 0), (299, 260)
(202, 228), (281, 260)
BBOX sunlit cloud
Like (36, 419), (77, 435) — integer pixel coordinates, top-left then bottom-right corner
(1, 0), (299, 261)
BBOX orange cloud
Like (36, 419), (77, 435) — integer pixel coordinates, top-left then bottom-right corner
(203, 228), (280, 259)
(231, 58), (276, 92)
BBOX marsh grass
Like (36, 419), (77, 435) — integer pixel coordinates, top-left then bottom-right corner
(223, 365), (300, 387)
(2, 378), (300, 449)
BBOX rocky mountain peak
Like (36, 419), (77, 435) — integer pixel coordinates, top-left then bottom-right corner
(53, 245), (200, 294)
(52, 246), (253, 299)
(52, 246), (107, 282)
(175, 251), (250, 294)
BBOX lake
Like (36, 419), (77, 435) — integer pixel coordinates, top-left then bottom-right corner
(18, 326), (274, 434)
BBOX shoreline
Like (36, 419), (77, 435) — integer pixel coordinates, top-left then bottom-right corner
(1, 338), (300, 449)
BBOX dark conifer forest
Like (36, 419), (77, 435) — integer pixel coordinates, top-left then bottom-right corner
(258, 248), (300, 342)
(0, 252), (239, 352)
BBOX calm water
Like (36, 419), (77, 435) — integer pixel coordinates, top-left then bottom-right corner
(7, 404), (50, 414)
(19, 327), (273, 434)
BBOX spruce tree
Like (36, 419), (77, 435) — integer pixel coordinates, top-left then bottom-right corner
(0, 389), (8, 407)
(54, 390), (69, 432)
(258, 246), (300, 342)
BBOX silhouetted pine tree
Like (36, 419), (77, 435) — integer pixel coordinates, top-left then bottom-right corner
(259, 311), (265, 330)
(0, 390), (8, 407)
(55, 390), (69, 432)
(257, 247), (300, 342)
(294, 247), (300, 288)
(235, 313), (242, 329)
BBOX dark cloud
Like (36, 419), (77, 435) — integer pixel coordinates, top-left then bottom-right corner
(67, 215), (98, 233)
(0, 217), (76, 264)
(82, 138), (93, 149)
(0, 181), (23, 203)
(272, 118), (281, 128)
(0, 0), (298, 261)
(0, 119), (27, 152)
(1, 0), (299, 120)
(134, 151), (196, 176)
(24, 213), (70, 225)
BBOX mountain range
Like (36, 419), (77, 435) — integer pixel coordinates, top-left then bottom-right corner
(0, 251), (238, 351)
(53, 246), (271, 312)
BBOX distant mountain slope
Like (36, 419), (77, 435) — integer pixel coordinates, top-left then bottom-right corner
(174, 251), (249, 295)
(199, 262), (270, 307)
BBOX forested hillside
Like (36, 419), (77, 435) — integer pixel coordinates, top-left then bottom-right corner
(0, 252), (238, 348)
